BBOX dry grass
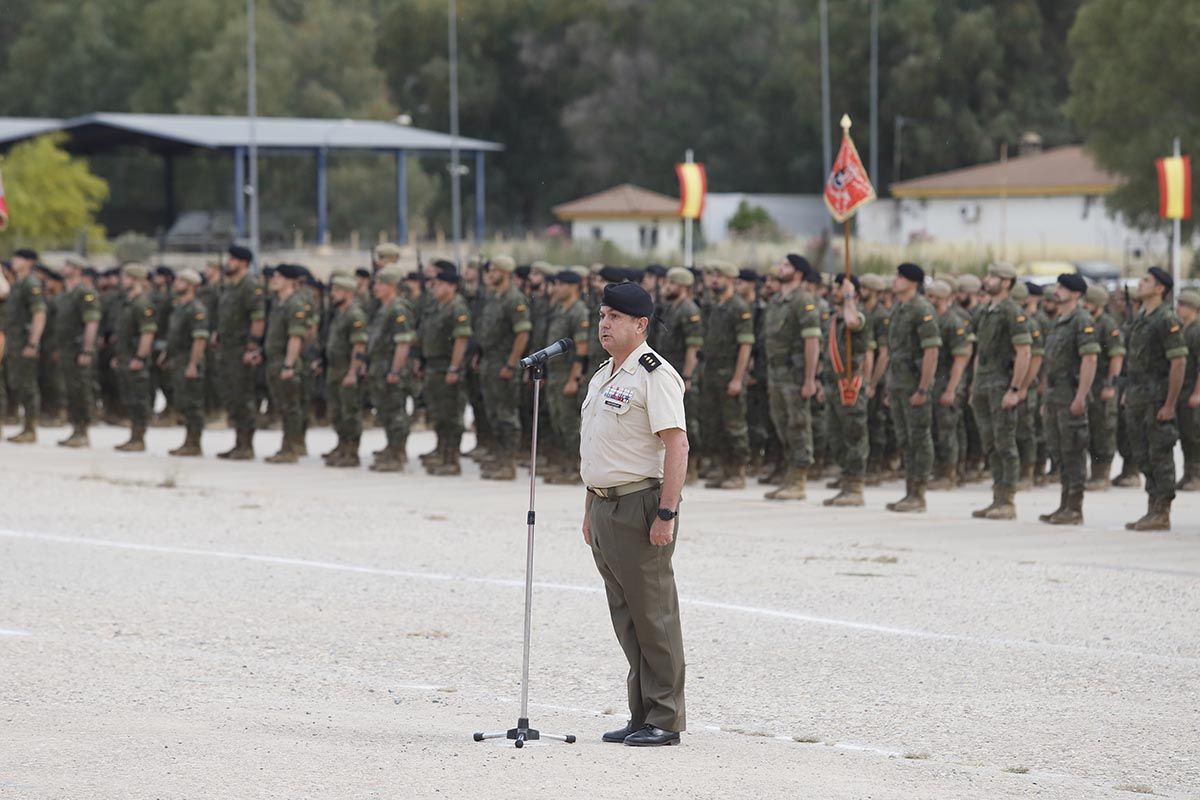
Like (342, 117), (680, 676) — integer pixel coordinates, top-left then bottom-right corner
(902, 752), (931, 760)
(792, 735), (821, 744)
(1003, 766), (1030, 774)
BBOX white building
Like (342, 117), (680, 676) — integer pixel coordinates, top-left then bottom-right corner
(857, 145), (1159, 260)
(553, 184), (682, 257)
(701, 193), (829, 244)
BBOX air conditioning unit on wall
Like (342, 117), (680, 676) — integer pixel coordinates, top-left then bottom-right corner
(959, 202), (982, 223)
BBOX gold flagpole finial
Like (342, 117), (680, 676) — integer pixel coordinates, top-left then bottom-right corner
(840, 114), (852, 131)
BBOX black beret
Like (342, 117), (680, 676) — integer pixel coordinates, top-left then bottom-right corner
(155, 265), (175, 279)
(1057, 272), (1087, 294)
(554, 269), (581, 285)
(306, 275), (323, 289)
(227, 245), (253, 262)
(1025, 280), (1044, 296)
(103, 267), (121, 277)
(738, 268), (760, 283)
(602, 282), (655, 319)
(433, 259), (457, 272)
(802, 265), (822, 285)
(433, 267), (460, 284)
(14, 248), (38, 260)
(897, 262), (925, 284)
(834, 272), (861, 292)
(623, 267), (645, 282)
(645, 264), (669, 278)
(354, 267), (370, 279)
(514, 265), (531, 279)
(599, 265), (627, 283)
(786, 254), (811, 273)
(278, 263), (308, 280)
(262, 266), (276, 278)
(1148, 266), (1174, 290)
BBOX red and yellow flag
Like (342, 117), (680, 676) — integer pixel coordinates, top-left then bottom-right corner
(824, 116), (876, 223)
(1157, 155), (1192, 219)
(0, 167), (9, 231)
(676, 162), (707, 219)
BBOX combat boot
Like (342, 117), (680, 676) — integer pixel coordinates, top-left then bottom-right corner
(420, 443), (444, 467)
(718, 465), (747, 490)
(114, 426), (146, 452)
(864, 458), (883, 487)
(823, 476), (865, 507)
(961, 457), (982, 484)
(758, 461), (786, 486)
(972, 487), (1000, 518)
(927, 464), (957, 491)
(59, 427), (90, 448)
(8, 422), (36, 444)
(1126, 496), (1172, 531)
(430, 444), (462, 476)
(765, 469), (806, 501)
(323, 438), (347, 464)
(704, 465), (728, 489)
(169, 427), (203, 457)
(886, 480), (913, 512)
(265, 436), (299, 464)
(327, 437), (361, 468)
(1177, 463), (1200, 491)
(222, 431), (255, 460)
(982, 486), (1016, 520)
(808, 455), (827, 480)
(369, 446), (405, 473)
(1085, 460), (1113, 492)
(747, 451), (763, 477)
(1016, 462), (1035, 492)
(1038, 487), (1068, 523)
(1032, 456), (1048, 487)
(482, 452), (517, 481)
(1112, 460), (1141, 487)
(889, 480), (927, 513)
(1045, 490), (1084, 525)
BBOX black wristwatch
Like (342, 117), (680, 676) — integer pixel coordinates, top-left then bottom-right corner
(656, 507), (678, 521)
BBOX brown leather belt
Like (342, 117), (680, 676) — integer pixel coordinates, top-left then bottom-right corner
(587, 478), (661, 499)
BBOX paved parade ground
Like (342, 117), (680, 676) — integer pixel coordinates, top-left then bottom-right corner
(1, 422), (1197, 799)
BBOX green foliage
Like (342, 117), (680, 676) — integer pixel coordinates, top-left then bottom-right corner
(1067, 0), (1199, 234)
(0, 133), (108, 253)
(111, 231), (158, 264)
(727, 200), (781, 241)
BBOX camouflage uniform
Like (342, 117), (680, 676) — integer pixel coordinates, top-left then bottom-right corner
(54, 283), (102, 438)
(659, 297), (705, 472)
(886, 294), (941, 488)
(3, 272), (46, 435)
(1087, 308), (1125, 479)
(1041, 306), (1100, 500)
(476, 283), (533, 471)
(700, 292), (755, 484)
(930, 306), (972, 486)
(762, 287), (821, 498)
(970, 298), (1031, 492)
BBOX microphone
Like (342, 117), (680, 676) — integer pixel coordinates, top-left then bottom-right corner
(519, 338), (574, 369)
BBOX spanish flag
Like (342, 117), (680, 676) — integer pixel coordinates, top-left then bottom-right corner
(1156, 155), (1192, 220)
(676, 162), (707, 219)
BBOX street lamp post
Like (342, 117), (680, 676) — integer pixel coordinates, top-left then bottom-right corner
(246, 0), (260, 262)
(448, 0), (462, 266)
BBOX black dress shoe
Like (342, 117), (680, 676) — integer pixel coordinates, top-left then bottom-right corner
(623, 724), (680, 746)
(602, 721), (641, 743)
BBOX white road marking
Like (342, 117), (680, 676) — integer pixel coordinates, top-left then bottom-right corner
(0, 628), (31, 637)
(1, 527), (1196, 665)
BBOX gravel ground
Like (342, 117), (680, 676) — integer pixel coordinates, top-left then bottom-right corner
(1, 421), (1197, 799)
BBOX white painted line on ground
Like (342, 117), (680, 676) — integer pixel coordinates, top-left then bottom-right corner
(2, 527), (1196, 665)
(0, 628), (31, 637)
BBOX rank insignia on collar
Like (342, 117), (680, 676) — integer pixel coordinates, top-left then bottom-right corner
(639, 352), (661, 372)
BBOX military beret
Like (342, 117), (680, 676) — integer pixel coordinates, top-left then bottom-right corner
(531, 260), (557, 277)
(177, 268), (202, 286)
(37, 264), (64, 282)
(666, 267), (695, 286)
(1010, 281), (1029, 301)
(331, 275), (358, 291)
(602, 282), (655, 319)
(645, 264), (669, 278)
(376, 266), (405, 285)
(276, 263), (306, 280)
(569, 265), (590, 280)
(1178, 289), (1200, 310)
(433, 259), (457, 272)
(490, 255), (516, 273)
(738, 268), (760, 283)
(860, 273), (887, 292)
(1085, 284), (1110, 307)
(14, 248), (39, 261)
(1148, 266), (1174, 290)
(103, 267), (121, 278)
(554, 269), (581, 285)
(374, 242), (402, 259)
(63, 254), (88, 269)
(785, 254), (811, 273)
(599, 265), (627, 283)
(988, 261), (1017, 280)
(433, 266), (460, 284)
(227, 245), (253, 262)
(329, 267), (351, 280)
(1025, 280), (1044, 297)
(705, 260), (739, 279)
(897, 263), (924, 284)
(1057, 272), (1087, 294)
(926, 278), (953, 299)
(624, 267), (645, 282)
(514, 265), (531, 279)
(122, 262), (150, 281)
(955, 274), (982, 293)
(835, 273), (862, 292)
(354, 267), (371, 279)
(803, 266), (823, 285)
(306, 275), (323, 289)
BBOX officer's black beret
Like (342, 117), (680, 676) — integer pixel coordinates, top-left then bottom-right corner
(1148, 266), (1174, 290)
(645, 264), (669, 278)
(602, 281), (655, 319)
(738, 268), (760, 283)
(835, 272), (861, 292)
(623, 267), (645, 283)
(306, 275), (323, 289)
(433, 259), (457, 272)
(897, 262), (925, 284)
(786, 253), (810, 273)
(433, 267), (460, 284)
(1025, 280), (1044, 297)
(514, 265), (531, 279)
(275, 263), (306, 280)
(354, 267), (370, 279)
(262, 266), (276, 278)
(555, 269), (581, 285)
(14, 248), (38, 260)
(155, 265), (175, 279)
(599, 265), (627, 283)
(227, 244), (253, 262)
(1057, 272), (1087, 294)
(297, 265), (313, 280)
(802, 264), (822, 285)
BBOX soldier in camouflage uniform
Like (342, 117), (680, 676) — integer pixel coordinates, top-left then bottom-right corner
(762, 255), (822, 500)
(216, 245), (266, 460)
(113, 263), (158, 452)
(199, 262), (223, 421)
(474, 255), (532, 480)
(461, 257), (492, 460)
(1122, 268), (1188, 530)
(37, 265), (66, 425)
(149, 266), (176, 425)
(1011, 281), (1044, 490)
(324, 276), (369, 468)
(861, 273), (892, 485)
(926, 279), (972, 491)
(1175, 290), (1200, 491)
(262, 264), (310, 464)
(0, 265), (8, 429)
(366, 266), (417, 472)
(1036, 273), (1100, 525)
(737, 268), (769, 472)
(657, 267), (705, 485)
(969, 262), (1032, 520)
(53, 256), (102, 448)
(419, 263), (473, 476)
(3, 249), (47, 443)
(822, 274), (875, 506)
(1111, 288), (1141, 487)
(700, 261), (755, 489)
(97, 268), (125, 423)
(163, 269), (210, 457)
(542, 270), (591, 485)
(1082, 283), (1126, 490)
(955, 274), (986, 482)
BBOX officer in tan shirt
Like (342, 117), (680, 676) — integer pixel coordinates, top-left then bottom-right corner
(580, 281), (689, 747)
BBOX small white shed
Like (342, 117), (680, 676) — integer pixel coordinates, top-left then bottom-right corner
(553, 184), (682, 257)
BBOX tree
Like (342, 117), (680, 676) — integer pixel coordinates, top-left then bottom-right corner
(1067, 0), (1200, 232)
(727, 200), (782, 241)
(0, 133), (108, 253)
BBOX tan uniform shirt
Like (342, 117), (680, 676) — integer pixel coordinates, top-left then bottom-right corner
(580, 340), (687, 488)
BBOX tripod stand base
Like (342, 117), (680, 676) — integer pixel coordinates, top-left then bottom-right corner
(473, 717), (576, 748)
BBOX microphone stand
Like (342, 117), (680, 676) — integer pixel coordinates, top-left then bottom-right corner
(473, 361), (576, 748)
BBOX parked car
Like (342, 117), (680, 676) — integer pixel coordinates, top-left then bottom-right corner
(1075, 260), (1122, 282)
(164, 210), (287, 252)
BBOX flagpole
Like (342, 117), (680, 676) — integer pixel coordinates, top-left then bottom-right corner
(1173, 136), (1182, 304)
(684, 148), (694, 269)
(841, 115), (853, 382)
